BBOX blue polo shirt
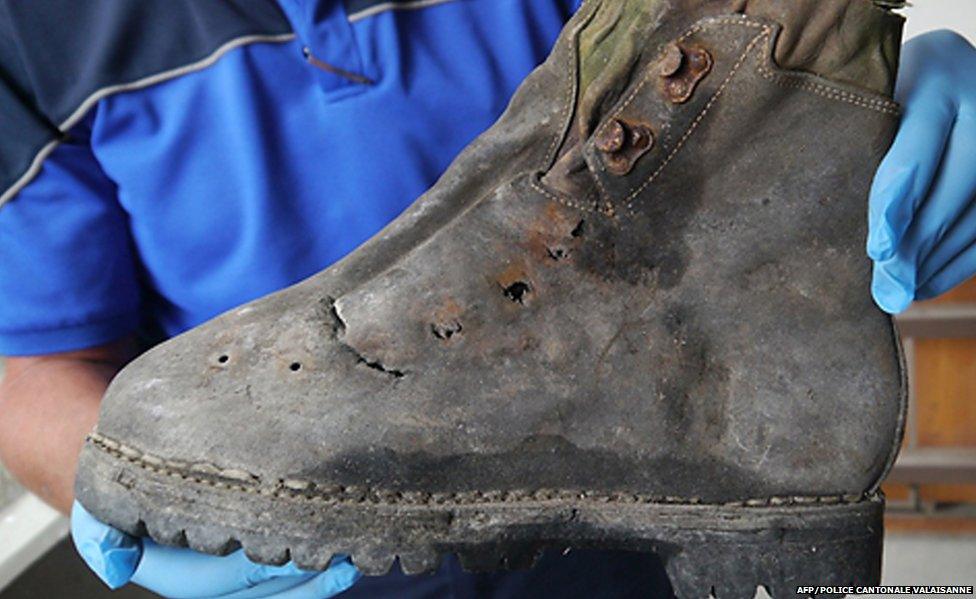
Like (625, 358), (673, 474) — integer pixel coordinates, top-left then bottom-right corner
(0, 0), (582, 355)
(0, 0), (672, 595)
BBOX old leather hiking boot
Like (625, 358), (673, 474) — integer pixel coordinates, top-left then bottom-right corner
(76, 0), (907, 595)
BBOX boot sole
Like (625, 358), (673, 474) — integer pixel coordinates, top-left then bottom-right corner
(77, 435), (883, 598)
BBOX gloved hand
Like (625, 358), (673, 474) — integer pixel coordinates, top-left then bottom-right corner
(71, 502), (360, 599)
(868, 30), (976, 313)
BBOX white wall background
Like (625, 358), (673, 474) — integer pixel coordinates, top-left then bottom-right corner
(903, 0), (976, 42)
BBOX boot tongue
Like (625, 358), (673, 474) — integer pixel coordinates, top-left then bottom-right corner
(576, 0), (667, 138)
(744, 0), (904, 97)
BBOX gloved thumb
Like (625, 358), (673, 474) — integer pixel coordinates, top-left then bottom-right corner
(70, 501), (143, 589)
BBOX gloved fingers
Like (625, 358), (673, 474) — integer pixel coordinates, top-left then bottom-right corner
(70, 502), (143, 590)
(214, 557), (358, 599)
(894, 34), (946, 102)
(214, 574), (320, 599)
(918, 117), (976, 287)
(872, 259), (915, 314)
(244, 559), (360, 599)
(916, 239), (976, 302)
(872, 109), (976, 314)
(917, 213), (976, 297)
(867, 92), (955, 261)
(893, 111), (976, 281)
(131, 542), (305, 599)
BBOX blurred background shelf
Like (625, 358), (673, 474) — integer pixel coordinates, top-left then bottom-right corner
(887, 278), (976, 534)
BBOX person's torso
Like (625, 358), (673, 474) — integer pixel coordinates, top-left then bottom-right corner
(84, 0), (577, 339)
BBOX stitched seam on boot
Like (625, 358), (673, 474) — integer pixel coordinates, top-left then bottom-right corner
(589, 17), (763, 148)
(591, 15), (898, 154)
(87, 432), (873, 507)
(623, 26), (771, 214)
(530, 18), (761, 217)
(757, 66), (900, 114)
(529, 176), (605, 215)
(583, 15), (899, 214)
(591, 147), (625, 216)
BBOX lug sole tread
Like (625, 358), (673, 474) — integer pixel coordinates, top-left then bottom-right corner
(76, 442), (883, 597)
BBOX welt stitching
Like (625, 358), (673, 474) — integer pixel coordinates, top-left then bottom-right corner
(89, 432), (871, 507)
(623, 28), (770, 213)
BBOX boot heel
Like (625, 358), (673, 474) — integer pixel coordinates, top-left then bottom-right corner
(658, 497), (883, 598)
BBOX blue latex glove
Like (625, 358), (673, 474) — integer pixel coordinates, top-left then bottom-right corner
(868, 30), (976, 313)
(71, 502), (360, 599)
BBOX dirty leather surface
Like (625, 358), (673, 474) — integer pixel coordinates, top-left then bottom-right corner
(79, 0), (906, 507)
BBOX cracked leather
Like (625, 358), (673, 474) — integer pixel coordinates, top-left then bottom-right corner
(79, 0), (906, 506)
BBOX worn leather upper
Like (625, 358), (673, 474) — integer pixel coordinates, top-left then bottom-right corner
(82, 0), (906, 504)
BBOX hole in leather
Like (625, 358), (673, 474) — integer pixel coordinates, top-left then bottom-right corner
(431, 321), (463, 340)
(503, 281), (532, 304)
(217, 355), (230, 364)
(571, 220), (585, 238)
(358, 357), (405, 378)
(547, 247), (569, 261)
(289, 362), (302, 372)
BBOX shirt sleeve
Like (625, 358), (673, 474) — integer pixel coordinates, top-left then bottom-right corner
(0, 119), (141, 356)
